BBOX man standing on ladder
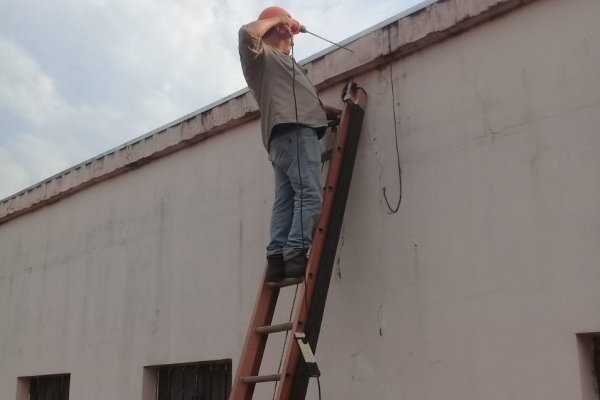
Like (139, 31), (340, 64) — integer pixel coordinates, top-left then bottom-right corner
(238, 7), (338, 283)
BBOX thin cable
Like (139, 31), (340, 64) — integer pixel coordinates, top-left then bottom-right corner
(291, 45), (306, 251)
(272, 283), (301, 400)
(300, 27), (353, 53)
(294, 41), (323, 400)
(317, 376), (322, 400)
(270, 38), (314, 400)
(382, 63), (402, 214)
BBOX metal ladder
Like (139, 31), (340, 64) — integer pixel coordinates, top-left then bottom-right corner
(229, 82), (368, 400)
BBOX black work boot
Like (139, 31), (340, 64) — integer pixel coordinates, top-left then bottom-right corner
(266, 254), (285, 283)
(284, 250), (308, 279)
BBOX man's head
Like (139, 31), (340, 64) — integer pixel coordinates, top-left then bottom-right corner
(259, 6), (300, 55)
(258, 6), (291, 22)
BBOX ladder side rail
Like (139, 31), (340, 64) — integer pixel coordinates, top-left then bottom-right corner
(289, 88), (368, 399)
(275, 88), (366, 400)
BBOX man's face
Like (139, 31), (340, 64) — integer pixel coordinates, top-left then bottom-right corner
(266, 26), (294, 55)
(281, 34), (294, 55)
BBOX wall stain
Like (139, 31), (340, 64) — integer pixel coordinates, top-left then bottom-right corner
(335, 223), (346, 283)
(377, 303), (384, 337)
(150, 308), (159, 336)
(413, 243), (420, 285)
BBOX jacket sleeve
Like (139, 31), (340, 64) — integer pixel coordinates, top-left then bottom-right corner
(238, 26), (264, 66)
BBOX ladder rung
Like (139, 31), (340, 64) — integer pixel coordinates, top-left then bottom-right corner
(241, 374), (282, 384)
(267, 277), (303, 288)
(255, 322), (293, 334)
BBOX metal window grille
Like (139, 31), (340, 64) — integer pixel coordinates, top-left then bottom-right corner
(157, 361), (231, 400)
(30, 374), (70, 400)
(594, 337), (600, 397)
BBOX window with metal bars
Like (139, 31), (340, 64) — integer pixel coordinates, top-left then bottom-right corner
(28, 374), (70, 400)
(156, 360), (231, 400)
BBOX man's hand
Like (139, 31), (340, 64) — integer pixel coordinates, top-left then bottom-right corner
(246, 15), (302, 38)
(325, 105), (342, 121)
(277, 14), (301, 36)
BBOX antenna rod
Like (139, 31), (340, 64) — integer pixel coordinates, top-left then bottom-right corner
(300, 27), (354, 53)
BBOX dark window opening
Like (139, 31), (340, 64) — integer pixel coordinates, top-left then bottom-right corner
(155, 360), (231, 400)
(28, 374), (70, 400)
(578, 333), (600, 400)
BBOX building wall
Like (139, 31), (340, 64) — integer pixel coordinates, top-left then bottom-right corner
(1, 0), (600, 399)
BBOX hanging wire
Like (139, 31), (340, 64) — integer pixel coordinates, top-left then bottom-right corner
(269, 40), (306, 400)
(270, 31), (323, 400)
(306, 293), (323, 400)
(317, 376), (322, 400)
(382, 63), (402, 214)
(272, 283), (301, 400)
(291, 44), (307, 252)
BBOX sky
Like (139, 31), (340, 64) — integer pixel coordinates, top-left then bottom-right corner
(0, 0), (424, 200)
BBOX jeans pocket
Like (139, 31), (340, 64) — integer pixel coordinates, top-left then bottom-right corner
(269, 135), (293, 170)
(299, 130), (321, 165)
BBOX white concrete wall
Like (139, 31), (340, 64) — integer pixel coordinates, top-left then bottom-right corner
(0, 119), (281, 397)
(1, 0), (600, 399)
(320, 0), (600, 398)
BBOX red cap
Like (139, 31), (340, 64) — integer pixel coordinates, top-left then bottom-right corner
(258, 6), (301, 35)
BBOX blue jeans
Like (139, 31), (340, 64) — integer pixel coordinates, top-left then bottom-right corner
(267, 125), (323, 260)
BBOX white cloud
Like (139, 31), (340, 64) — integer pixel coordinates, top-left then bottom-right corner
(0, 147), (31, 199)
(0, 36), (68, 126)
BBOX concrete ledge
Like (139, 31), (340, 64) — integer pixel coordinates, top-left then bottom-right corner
(308, 0), (536, 89)
(0, 0), (537, 225)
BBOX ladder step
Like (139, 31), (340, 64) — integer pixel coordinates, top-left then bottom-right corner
(267, 277), (303, 288)
(255, 322), (293, 334)
(241, 374), (282, 384)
